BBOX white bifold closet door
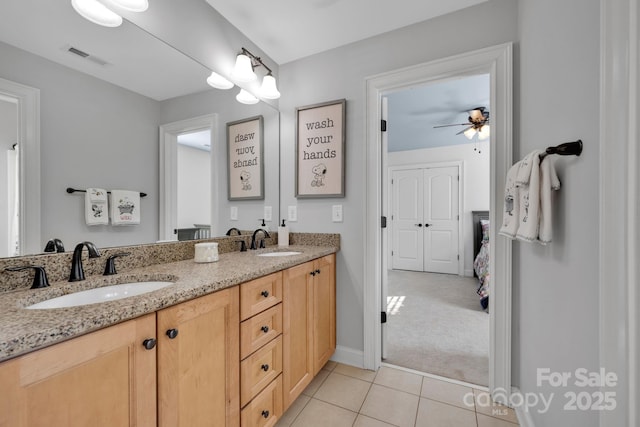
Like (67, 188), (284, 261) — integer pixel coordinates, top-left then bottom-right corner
(391, 166), (459, 275)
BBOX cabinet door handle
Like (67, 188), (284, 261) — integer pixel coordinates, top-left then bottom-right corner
(310, 271), (316, 276)
(424, 223), (432, 227)
(166, 329), (179, 339)
(142, 338), (156, 350)
(261, 410), (270, 419)
(261, 325), (269, 333)
(261, 364), (269, 372)
(415, 223), (423, 227)
(315, 269), (321, 274)
(260, 290), (269, 298)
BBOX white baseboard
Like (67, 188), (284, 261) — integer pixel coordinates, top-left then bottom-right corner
(330, 345), (364, 368)
(464, 268), (474, 277)
(512, 388), (536, 427)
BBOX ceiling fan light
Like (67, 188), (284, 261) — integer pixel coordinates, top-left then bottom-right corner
(463, 127), (477, 140)
(236, 89), (259, 105)
(206, 71), (234, 90)
(106, 0), (148, 12)
(259, 74), (280, 99)
(231, 54), (257, 82)
(478, 125), (490, 140)
(72, 0), (123, 27)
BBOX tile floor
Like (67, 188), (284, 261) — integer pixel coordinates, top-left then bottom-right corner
(276, 362), (520, 427)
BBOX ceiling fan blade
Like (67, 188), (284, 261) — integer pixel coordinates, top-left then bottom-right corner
(433, 123), (470, 128)
(456, 126), (473, 135)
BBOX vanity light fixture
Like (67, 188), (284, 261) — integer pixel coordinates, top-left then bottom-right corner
(231, 53), (257, 82)
(230, 47), (281, 100)
(259, 74), (281, 100)
(206, 71), (234, 90)
(236, 89), (259, 105)
(71, 0), (148, 27)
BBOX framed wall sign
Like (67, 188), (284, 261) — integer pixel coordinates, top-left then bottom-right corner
(227, 115), (264, 200)
(295, 99), (346, 198)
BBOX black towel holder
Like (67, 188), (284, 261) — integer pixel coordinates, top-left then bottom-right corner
(66, 187), (147, 198)
(539, 139), (583, 160)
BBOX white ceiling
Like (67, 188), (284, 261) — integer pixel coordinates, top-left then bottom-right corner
(205, 0), (489, 64)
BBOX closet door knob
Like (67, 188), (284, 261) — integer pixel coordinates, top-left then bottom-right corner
(166, 329), (179, 339)
(260, 290), (269, 298)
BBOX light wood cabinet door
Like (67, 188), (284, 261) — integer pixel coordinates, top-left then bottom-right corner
(282, 261), (314, 409)
(0, 314), (157, 427)
(157, 287), (240, 427)
(312, 254), (336, 375)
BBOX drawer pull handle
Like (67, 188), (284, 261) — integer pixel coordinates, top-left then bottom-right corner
(261, 364), (269, 372)
(166, 329), (179, 339)
(261, 410), (270, 419)
(142, 338), (156, 350)
(261, 325), (269, 333)
(260, 290), (269, 298)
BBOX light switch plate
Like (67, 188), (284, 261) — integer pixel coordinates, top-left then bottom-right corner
(264, 206), (272, 221)
(288, 206), (297, 222)
(332, 205), (343, 222)
(230, 206), (238, 221)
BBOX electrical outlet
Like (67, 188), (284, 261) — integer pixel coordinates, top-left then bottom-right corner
(264, 206), (272, 221)
(288, 206), (297, 222)
(332, 205), (343, 222)
(230, 206), (238, 221)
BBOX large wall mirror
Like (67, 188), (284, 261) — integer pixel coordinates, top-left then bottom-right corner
(0, 0), (280, 257)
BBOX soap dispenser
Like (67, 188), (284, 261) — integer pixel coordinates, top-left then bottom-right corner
(278, 219), (289, 247)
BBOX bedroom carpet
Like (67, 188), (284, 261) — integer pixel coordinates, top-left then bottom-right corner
(384, 270), (489, 386)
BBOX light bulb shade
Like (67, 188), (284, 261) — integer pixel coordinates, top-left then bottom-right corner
(236, 89), (259, 105)
(477, 125), (490, 140)
(259, 75), (281, 99)
(72, 0), (123, 27)
(463, 127), (477, 140)
(105, 0), (148, 12)
(206, 71), (234, 90)
(231, 54), (257, 82)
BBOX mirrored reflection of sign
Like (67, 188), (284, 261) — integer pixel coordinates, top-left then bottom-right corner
(295, 99), (346, 198)
(227, 116), (264, 200)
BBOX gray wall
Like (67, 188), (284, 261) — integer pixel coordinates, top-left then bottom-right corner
(516, 0), (600, 425)
(279, 0), (518, 357)
(0, 41), (160, 251)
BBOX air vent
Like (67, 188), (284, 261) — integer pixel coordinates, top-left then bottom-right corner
(65, 45), (110, 66)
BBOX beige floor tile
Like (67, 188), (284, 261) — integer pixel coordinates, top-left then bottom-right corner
(334, 363), (377, 382)
(421, 376), (475, 410)
(473, 389), (519, 424)
(477, 413), (519, 427)
(313, 372), (372, 412)
(290, 399), (357, 427)
(302, 368), (330, 397)
(323, 360), (338, 371)
(354, 414), (399, 427)
(415, 398), (477, 427)
(275, 394), (310, 426)
(374, 366), (423, 395)
(360, 384), (420, 427)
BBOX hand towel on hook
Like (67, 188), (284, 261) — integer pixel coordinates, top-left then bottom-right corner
(110, 190), (141, 225)
(85, 188), (108, 226)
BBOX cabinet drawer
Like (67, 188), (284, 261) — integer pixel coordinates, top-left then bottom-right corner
(240, 272), (283, 321)
(241, 374), (283, 427)
(241, 304), (282, 360)
(241, 335), (282, 407)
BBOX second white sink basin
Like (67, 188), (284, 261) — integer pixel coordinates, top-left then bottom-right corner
(25, 281), (174, 309)
(256, 251), (302, 257)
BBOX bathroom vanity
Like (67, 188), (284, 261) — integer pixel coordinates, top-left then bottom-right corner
(0, 244), (337, 427)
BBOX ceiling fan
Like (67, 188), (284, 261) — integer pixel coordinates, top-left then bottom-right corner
(433, 106), (490, 140)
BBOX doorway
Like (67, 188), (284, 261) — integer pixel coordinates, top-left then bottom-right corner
(364, 43), (513, 401)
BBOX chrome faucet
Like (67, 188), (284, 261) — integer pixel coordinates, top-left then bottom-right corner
(69, 241), (101, 282)
(250, 229), (270, 250)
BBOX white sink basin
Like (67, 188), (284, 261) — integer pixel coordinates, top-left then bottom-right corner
(25, 281), (174, 309)
(256, 251), (302, 257)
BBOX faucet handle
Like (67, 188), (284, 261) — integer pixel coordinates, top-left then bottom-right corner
(236, 240), (247, 252)
(103, 252), (131, 276)
(5, 266), (50, 289)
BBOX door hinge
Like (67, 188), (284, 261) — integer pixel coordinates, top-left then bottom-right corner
(381, 119), (387, 132)
(391, 250), (394, 256)
(381, 312), (387, 323)
(457, 254), (460, 260)
(381, 216), (387, 228)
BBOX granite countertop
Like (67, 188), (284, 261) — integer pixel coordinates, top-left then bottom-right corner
(0, 245), (337, 362)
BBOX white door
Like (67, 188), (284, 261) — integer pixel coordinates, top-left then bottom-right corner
(391, 169), (424, 271)
(423, 166), (459, 274)
(391, 165), (459, 274)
